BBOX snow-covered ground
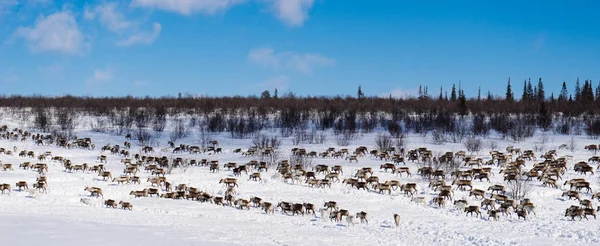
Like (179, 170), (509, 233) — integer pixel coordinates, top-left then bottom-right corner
(1, 115), (600, 246)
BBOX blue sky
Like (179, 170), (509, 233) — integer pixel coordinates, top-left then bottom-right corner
(0, 0), (599, 98)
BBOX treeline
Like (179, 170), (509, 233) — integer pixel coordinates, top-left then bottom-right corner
(3, 77), (600, 144)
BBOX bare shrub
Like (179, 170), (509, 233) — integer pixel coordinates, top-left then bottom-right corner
(431, 130), (445, 145)
(387, 120), (403, 138)
(336, 130), (355, 146)
(568, 137), (577, 152)
(261, 149), (282, 167)
(33, 108), (50, 132)
(56, 107), (76, 132)
(198, 126), (211, 149)
(375, 133), (393, 152)
(584, 118), (600, 139)
(447, 120), (468, 143)
(133, 127), (152, 146)
(506, 178), (534, 200)
(509, 117), (536, 142)
(90, 117), (108, 133)
(290, 154), (313, 170)
(533, 134), (549, 152)
(488, 140), (498, 151)
(463, 136), (482, 154)
(170, 119), (189, 142)
(394, 133), (407, 151)
(252, 134), (281, 150)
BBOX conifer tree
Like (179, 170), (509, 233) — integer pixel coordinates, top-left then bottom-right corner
(505, 78), (514, 102)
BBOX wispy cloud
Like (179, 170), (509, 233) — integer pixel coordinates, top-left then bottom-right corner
(85, 2), (161, 46)
(85, 68), (113, 89)
(84, 2), (132, 33)
(266, 0), (315, 27)
(14, 10), (86, 55)
(381, 88), (419, 99)
(131, 0), (315, 27)
(131, 0), (244, 16)
(248, 47), (335, 74)
(116, 22), (161, 46)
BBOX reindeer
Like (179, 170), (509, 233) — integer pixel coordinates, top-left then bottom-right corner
(465, 206), (481, 217)
(129, 190), (148, 198)
(261, 202), (275, 214)
(84, 187), (103, 197)
(104, 199), (118, 208)
(117, 201), (133, 210)
(562, 190), (580, 201)
(0, 183), (10, 194)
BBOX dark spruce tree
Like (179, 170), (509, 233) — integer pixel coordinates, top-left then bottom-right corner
(505, 78), (514, 102)
(558, 81), (568, 102)
(537, 78), (545, 101)
(450, 84), (457, 102)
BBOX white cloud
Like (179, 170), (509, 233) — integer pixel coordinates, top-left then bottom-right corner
(14, 10), (85, 54)
(85, 2), (161, 46)
(131, 0), (243, 15)
(382, 88), (419, 99)
(131, 0), (315, 27)
(116, 22), (161, 46)
(85, 69), (113, 88)
(248, 47), (335, 74)
(84, 2), (132, 33)
(259, 75), (289, 91)
(267, 0), (314, 27)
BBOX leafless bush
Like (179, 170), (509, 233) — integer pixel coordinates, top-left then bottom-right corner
(375, 133), (393, 152)
(568, 137), (577, 152)
(336, 130), (355, 146)
(533, 135), (549, 152)
(33, 108), (50, 132)
(135, 109), (151, 128)
(447, 121), (469, 143)
(387, 121), (403, 138)
(90, 117), (108, 133)
(252, 134), (281, 150)
(432, 130), (445, 145)
(488, 140), (498, 151)
(56, 107), (76, 132)
(394, 133), (407, 151)
(170, 119), (189, 142)
(463, 136), (482, 154)
(198, 127), (211, 149)
(152, 115), (167, 132)
(133, 127), (152, 146)
(509, 123), (536, 142)
(261, 149), (282, 167)
(290, 154), (313, 170)
(506, 178), (533, 200)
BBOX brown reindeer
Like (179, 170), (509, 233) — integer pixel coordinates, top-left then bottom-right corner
(465, 206), (481, 217)
(104, 199), (118, 208)
(119, 201), (133, 210)
(0, 183), (11, 194)
(15, 181), (28, 191)
(98, 171), (112, 181)
(129, 190), (148, 198)
(219, 178), (238, 187)
(84, 187), (103, 197)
